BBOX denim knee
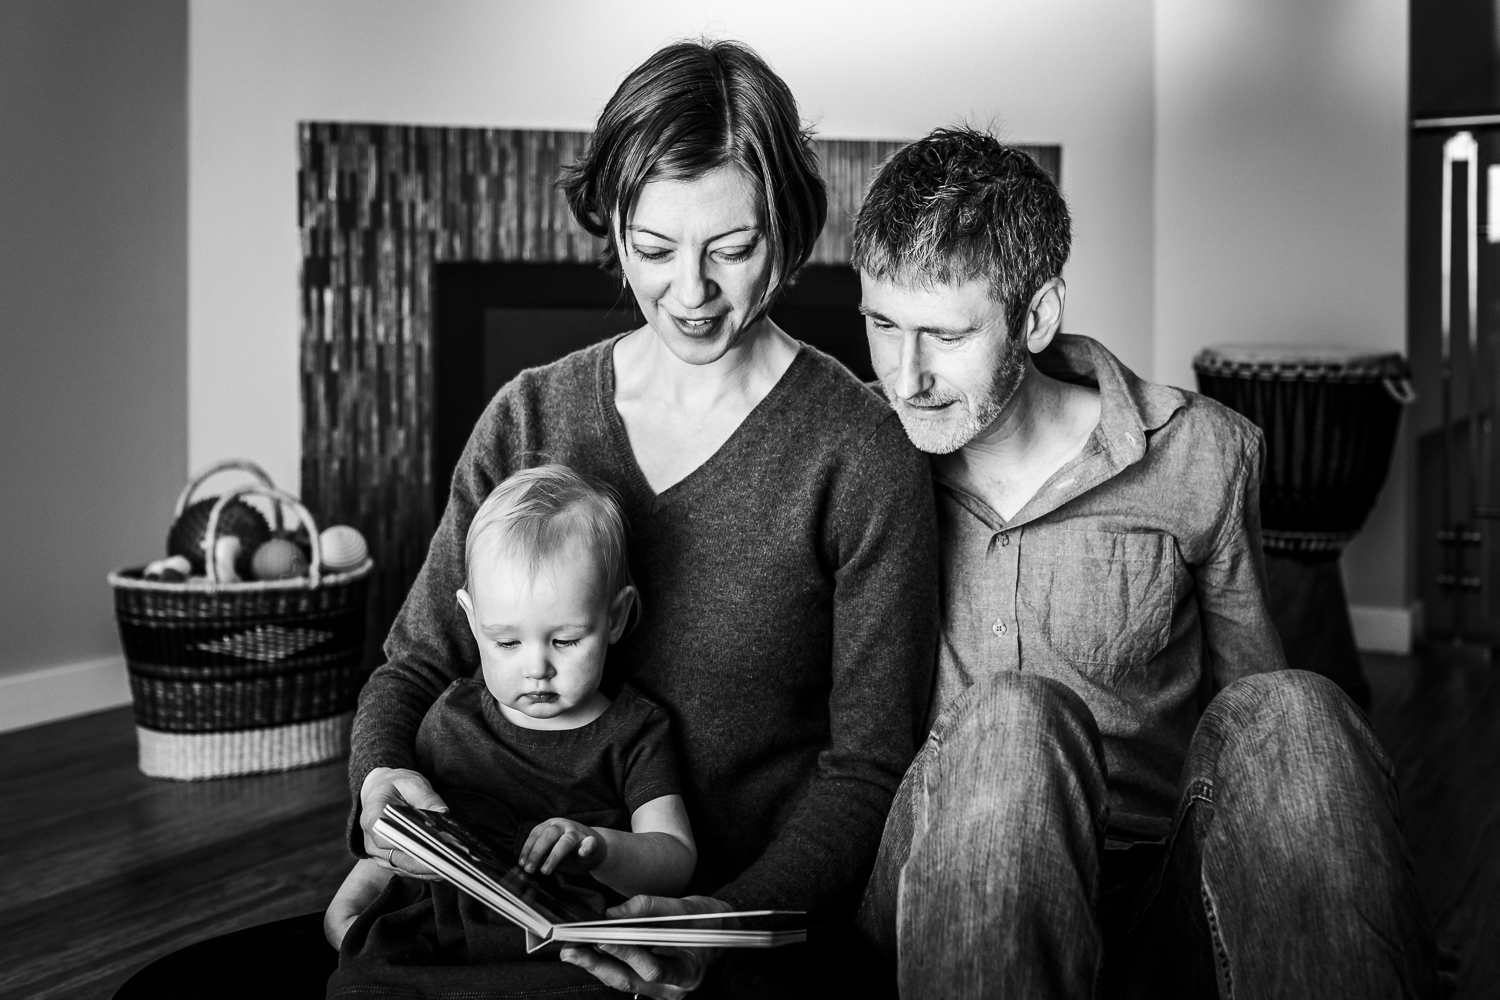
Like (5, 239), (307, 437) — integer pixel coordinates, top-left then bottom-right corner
(1184, 668), (1398, 840)
(933, 672), (1105, 761)
(1186, 669), (1391, 793)
(922, 673), (1109, 838)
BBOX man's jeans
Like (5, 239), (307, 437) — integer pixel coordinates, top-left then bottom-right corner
(857, 670), (1439, 999)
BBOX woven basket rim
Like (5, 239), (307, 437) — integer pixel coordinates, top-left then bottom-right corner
(108, 558), (373, 593)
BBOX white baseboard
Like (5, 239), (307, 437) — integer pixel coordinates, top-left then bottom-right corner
(1349, 604), (1417, 656)
(0, 655), (132, 734)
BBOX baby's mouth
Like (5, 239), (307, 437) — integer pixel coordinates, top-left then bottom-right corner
(521, 691), (558, 703)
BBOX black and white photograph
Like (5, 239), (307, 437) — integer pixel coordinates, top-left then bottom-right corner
(1, 1), (1495, 997)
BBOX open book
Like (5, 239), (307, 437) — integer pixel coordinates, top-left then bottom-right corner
(374, 804), (807, 953)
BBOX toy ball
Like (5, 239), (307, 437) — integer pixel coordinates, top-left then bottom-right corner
(319, 525), (369, 573)
(252, 537), (308, 580)
(143, 555), (192, 582)
(167, 496), (271, 578)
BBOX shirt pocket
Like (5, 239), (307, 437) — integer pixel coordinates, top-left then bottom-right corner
(1018, 528), (1176, 668)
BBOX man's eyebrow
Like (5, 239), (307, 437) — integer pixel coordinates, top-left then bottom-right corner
(626, 225), (760, 243)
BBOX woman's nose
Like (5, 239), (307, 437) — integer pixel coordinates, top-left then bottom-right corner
(674, 253), (715, 309)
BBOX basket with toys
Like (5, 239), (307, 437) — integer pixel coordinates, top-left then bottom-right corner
(108, 460), (373, 780)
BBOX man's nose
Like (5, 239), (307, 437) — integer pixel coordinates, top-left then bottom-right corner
(674, 252), (715, 310)
(893, 331), (931, 400)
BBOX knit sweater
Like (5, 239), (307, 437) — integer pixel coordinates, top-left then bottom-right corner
(348, 337), (939, 916)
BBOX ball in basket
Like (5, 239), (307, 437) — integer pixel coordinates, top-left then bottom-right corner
(319, 525), (369, 573)
(252, 537), (309, 580)
(143, 555), (192, 582)
(168, 497), (271, 577)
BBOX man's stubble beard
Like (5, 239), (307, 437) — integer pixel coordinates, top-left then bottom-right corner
(888, 335), (1030, 455)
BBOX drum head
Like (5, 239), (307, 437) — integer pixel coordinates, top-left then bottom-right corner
(1193, 344), (1408, 381)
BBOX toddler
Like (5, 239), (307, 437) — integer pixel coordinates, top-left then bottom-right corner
(324, 465), (693, 990)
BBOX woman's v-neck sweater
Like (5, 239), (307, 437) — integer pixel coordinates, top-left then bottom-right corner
(349, 338), (939, 915)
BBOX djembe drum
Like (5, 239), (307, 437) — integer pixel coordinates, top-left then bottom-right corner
(1193, 346), (1413, 708)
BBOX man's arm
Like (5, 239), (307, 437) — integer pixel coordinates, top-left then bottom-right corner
(1194, 426), (1289, 690)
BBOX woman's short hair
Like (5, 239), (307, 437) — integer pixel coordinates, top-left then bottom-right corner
(852, 127), (1072, 342)
(465, 464), (633, 604)
(560, 39), (827, 313)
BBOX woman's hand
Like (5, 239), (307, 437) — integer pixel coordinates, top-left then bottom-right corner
(559, 895), (734, 998)
(520, 817), (608, 875)
(359, 766), (449, 879)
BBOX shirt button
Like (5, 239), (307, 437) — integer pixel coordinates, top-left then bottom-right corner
(992, 620), (1008, 637)
(999, 533), (1010, 547)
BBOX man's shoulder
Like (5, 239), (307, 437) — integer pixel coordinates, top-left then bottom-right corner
(1156, 389), (1263, 469)
(1056, 334), (1261, 470)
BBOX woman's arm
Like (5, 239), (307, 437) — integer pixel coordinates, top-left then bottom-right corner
(346, 394), (518, 856)
(520, 794), (697, 898)
(715, 415), (939, 913)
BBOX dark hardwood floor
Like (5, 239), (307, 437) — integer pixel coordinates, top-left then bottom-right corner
(0, 652), (1496, 999)
(0, 710), (352, 1000)
(1365, 650), (1500, 998)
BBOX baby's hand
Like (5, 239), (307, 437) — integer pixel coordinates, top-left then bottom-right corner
(521, 817), (609, 876)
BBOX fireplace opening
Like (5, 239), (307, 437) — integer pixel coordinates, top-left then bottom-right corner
(432, 261), (868, 514)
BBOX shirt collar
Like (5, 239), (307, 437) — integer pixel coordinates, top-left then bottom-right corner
(1033, 333), (1185, 470)
(937, 334), (1186, 529)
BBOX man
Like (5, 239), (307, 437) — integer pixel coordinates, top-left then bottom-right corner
(853, 128), (1438, 999)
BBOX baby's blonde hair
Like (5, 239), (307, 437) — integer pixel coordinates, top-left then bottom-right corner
(464, 465), (633, 605)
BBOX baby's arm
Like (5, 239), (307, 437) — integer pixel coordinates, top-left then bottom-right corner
(323, 858), (394, 949)
(520, 793), (696, 899)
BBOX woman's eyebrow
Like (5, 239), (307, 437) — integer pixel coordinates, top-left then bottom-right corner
(626, 224), (760, 242)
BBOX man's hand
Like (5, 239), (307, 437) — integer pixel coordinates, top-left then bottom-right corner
(359, 766), (449, 879)
(520, 817), (609, 875)
(559, 895), (734, 998)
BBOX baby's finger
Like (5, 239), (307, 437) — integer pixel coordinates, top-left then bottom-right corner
(518, 824), (547, 865)
(542, 830), (583, 874)
(522, 826), (563, 872)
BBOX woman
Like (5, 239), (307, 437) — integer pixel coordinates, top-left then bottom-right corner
(117, 39), (936, 1000)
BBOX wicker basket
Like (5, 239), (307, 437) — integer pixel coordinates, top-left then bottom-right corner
(109, 461), (372, 780)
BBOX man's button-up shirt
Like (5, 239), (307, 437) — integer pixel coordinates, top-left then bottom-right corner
(934, 334), (1286, 843)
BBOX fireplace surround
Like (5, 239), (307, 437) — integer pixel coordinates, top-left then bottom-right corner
(298, 123), (1059, 650)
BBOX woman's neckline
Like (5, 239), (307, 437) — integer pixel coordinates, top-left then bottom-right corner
(597, 332), (812, 507)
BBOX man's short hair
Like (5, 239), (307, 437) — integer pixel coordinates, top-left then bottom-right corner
(852, 127), (1072, 340)
(465, 464), (632, 601)
(560, 39), (827, 316)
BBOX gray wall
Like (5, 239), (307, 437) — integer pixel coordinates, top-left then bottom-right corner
(0, 1), (188, 680)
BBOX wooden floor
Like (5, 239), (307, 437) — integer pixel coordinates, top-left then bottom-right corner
(0, 652), (1496, 1000)
(1365, 650), (1500, 997)
(0, 712), (352, 1000)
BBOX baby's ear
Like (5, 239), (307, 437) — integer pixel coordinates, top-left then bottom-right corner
(607, 585), (639, 642)
(455, 588), (477, 628)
